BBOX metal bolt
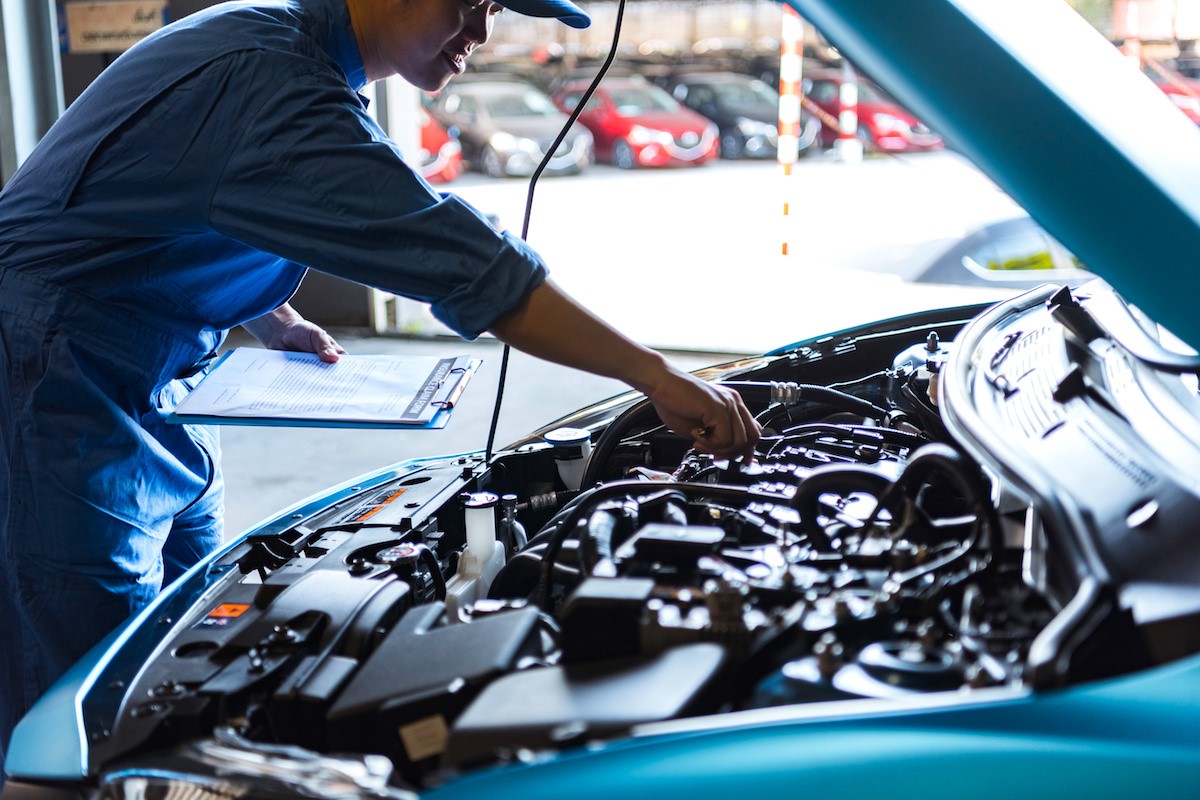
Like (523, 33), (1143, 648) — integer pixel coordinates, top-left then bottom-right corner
(814, 633), (844, 680)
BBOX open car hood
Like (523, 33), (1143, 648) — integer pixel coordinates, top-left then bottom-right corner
(789, 0), (1200, 349)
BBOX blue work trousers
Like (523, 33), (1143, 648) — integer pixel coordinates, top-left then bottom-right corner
(0, 269), (224, 772)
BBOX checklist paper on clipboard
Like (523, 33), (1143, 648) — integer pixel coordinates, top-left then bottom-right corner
(168, 348), (481, 429)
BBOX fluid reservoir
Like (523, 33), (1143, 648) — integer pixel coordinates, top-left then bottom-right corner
(543, 427), (592, 490)
(445, 492), (505, 618)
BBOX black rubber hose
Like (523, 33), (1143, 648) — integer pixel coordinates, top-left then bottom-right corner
(788, 463), (896, 550)
(721, 381), (890, 420)
(534, 480), (786, 610)
(579, 396), (662, 489)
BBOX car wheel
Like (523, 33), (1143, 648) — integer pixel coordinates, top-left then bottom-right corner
(797, 115), (822, 158)
(612, 140), (636, 170)
(719, 133), (744, 160)
(482, 146), (506, 179)
(856, 125), (876, 154)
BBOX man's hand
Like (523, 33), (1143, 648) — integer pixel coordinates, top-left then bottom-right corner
(488, 281), (760, 461)
(242, 304), (347, 363)
(643, 364), (760, 462)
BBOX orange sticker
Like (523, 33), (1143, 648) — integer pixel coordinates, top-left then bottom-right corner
(208, 603), (251, 619)
(353, 488), (408, 522)
(355, 506), (384, 522)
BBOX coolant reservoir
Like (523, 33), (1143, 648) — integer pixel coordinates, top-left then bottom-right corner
(445, 492), (505, 619)
(543, 427), (592, 490)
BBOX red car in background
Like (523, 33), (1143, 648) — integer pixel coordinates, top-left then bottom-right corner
(552, 77), (719, 169)
(418, 107), (463, 184)
(1156, 81), (1200, 123)
(806, 68), (943, 153)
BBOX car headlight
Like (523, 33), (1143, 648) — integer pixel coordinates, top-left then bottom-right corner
(489, 131), (532, 154)
(489, 132), (539, 154)
(736, 118), (776, 137)
(484, 131), (513, 151)
(1169, 93), (1200, 114)
(628, 125), (672, 145)
(869, 112), (912, 134)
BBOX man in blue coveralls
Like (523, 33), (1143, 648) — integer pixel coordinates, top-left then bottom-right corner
(0, 0), (761, 770)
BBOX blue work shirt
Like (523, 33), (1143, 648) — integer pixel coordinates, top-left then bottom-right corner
(0, 0), (547, 356)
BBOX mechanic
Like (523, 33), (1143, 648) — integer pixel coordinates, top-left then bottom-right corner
(0, 0), (761, 770)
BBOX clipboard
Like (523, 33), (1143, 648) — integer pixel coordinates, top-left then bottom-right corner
(167, 348), (482, 430)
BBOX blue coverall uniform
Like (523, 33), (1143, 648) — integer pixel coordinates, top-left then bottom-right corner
(0, 0), (547, 764)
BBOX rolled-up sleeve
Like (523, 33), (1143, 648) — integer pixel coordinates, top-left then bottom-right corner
(208, 57), (547, 338)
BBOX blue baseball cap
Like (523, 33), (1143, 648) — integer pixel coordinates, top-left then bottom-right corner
(498, 0), (591, 28)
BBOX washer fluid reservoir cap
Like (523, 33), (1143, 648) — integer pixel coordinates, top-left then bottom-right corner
(462, 491), (499, 509)
(543, 427), (590, 457)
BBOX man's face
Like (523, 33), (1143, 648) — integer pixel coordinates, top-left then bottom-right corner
(356, 0), (503, 90)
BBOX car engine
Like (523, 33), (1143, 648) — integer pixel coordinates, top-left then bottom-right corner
(73, 281), (1200, 797)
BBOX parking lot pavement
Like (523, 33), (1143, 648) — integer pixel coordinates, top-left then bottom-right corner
(448, 150), (1018, 353)
(218, 331), (736, 537)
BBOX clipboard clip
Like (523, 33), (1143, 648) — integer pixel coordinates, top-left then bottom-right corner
(431, 366), (472, 409)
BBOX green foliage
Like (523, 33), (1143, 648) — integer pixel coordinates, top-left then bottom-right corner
(1064, 0), (1114, 36)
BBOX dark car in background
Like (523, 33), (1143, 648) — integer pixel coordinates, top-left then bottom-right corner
(661, 70), (821, 160)
(428, 78), (593, 178)
(553, 77), (719, 169)
(6, 1), (1200, 799)
(1176, 54), (1200, 79)
(807, 67), (943, 152)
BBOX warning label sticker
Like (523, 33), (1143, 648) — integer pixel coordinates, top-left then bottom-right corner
(195, 602), (252, 628)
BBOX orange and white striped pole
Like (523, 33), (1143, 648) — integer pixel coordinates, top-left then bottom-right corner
(835, 59), (863, 163)
(778, 5), (803, 255)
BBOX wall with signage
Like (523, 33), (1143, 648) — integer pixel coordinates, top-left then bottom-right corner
(60, 0), (167, 54)
(58, 0), (208, 102)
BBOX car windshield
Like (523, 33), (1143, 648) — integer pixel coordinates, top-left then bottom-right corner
(709, 79), (778, 109)
(482, 88), (559, 118)
(609, 85), (681, 114)
(856, 81), (893, 104)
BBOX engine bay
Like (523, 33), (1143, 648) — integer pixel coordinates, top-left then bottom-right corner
(77, 282), (1200, 794)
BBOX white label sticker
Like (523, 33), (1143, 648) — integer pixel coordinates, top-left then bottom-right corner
(399, 715), (448, 761)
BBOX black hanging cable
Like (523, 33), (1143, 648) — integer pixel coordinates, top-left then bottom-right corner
(484, 0), (629, 462)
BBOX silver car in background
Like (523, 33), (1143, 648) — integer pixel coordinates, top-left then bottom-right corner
(429, 78), (594, 178)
